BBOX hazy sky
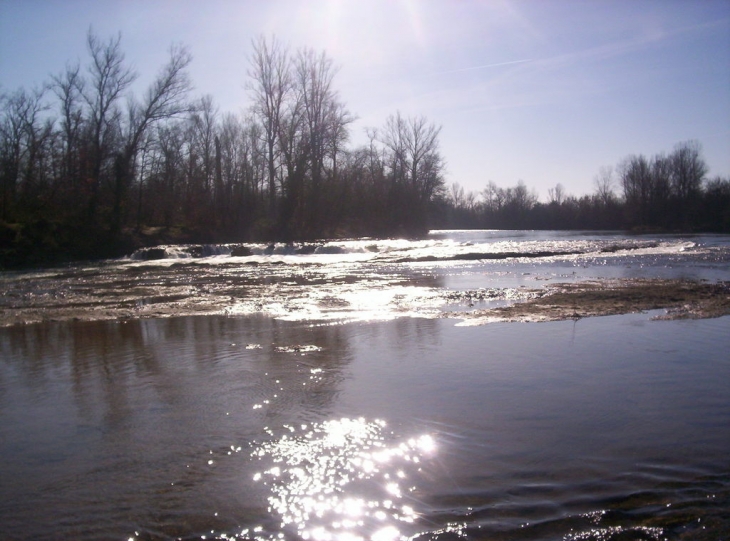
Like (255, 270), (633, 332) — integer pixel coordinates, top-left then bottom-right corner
(1, 0), (729, 200)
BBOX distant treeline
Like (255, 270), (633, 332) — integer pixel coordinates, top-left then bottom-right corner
(1, 32), (729, 268)
(436, 140), (730, 233)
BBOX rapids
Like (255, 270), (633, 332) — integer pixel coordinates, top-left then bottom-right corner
(2, 230), (729, 326)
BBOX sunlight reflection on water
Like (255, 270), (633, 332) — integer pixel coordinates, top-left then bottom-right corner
(2, 232), (728, 327)
(250, 418), (436, 541)
(224, 284), (445, 323)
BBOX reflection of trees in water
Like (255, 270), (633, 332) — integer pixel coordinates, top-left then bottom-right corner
(0, 314), (364, 539)
(394, 317), (442, 351)
(1, 322), (71, 390)
(351, 317), (442, 362)
(0, 315), (358, 440)
(0, 311), (443, 438)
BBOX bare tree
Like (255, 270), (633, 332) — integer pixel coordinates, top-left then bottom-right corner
(248, 35), (291, 218)
(702, 176), (730, 231)
(0, 86), (53, 217)
(406, 115), (444, 202)
(482, 181), (506, 213)
(548, 183), (565, 205)
(593, 165), (614, 206)
(111, 43), (193, 236)
(506, 180), (538, 215)
(215, 112), (263, 232)
(380, 113), (408, 188)
(0, 90), (23, 219)
(292, 47), (353, 231)
(188, 95), (218, 193)
(450, 182), (466, 208)
(650, 153), (672, 225)
(380, 112), (444, 201)
(670, 140), (706, 203)
(295, 48), (334, 187)
(150, 122), (186, 227)
(619, 154), (652, 226)
(464, 189), (477, 211)
(325, 99), (354, 184)
(377, 112), (444, 232)
(83, 29), (137, 223)
(51, 63), (84, 196)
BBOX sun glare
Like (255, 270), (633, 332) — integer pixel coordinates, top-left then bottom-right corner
(251, 418), (436, 540)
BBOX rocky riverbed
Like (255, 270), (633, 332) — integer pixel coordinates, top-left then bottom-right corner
(454, 278), (730, 323)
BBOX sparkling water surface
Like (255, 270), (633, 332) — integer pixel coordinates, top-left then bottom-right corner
(2, 230), (729, 326)
(1, 231), (729, 540)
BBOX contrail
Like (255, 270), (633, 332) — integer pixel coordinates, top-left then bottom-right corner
(435, 58), (533, 75)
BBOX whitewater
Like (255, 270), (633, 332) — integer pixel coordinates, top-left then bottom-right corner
(2, 230), (729, 326)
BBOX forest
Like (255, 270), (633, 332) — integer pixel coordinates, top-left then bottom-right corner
(439, 140), (730, 234)
(2, 32), (729, 268)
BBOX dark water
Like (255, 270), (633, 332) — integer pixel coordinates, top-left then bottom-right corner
(1, 313), (729, 540)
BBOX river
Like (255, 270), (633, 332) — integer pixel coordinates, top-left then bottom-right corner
(1, 230), (729, 540)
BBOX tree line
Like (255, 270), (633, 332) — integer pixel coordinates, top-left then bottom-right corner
(1, 33), (445, 266)
(2, 32), (728, 268)
(436, 140), (729, 233)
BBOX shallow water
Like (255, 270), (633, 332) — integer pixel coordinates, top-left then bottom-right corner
(1, 231), (729, 540)
(2, 230), (729, 326)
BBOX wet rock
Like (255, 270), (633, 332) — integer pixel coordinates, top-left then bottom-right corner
(186, 245), (204, 258)
(133, 247), (167, 260)
(231, 245), (253, 257)
(296, 244), (318, 255)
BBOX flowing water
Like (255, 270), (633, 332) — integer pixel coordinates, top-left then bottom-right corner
(1, 231), (729, 540)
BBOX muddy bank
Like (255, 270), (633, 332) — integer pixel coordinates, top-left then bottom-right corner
(454, 279), (730, 323)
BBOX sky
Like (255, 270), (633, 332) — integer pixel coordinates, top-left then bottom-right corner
(1, 0), (729, 201)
